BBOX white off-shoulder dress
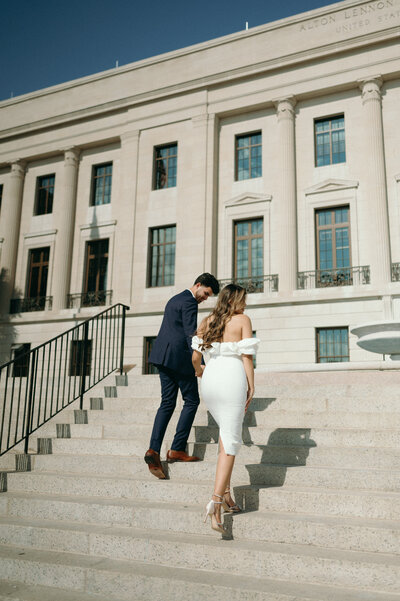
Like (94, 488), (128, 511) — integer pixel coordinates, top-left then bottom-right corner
(191, 336), (259, 455)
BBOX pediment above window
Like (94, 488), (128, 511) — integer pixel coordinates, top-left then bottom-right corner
(305, 179), (359, 195)
(224, 192), (272, 208)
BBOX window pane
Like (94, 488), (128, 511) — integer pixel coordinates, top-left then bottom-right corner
(317, 327), (349, 363)
(237, 222), (248, 237)
(251, 219), (263, 235)
(154, 144), (177, 189)
(149, 226), (176, 286)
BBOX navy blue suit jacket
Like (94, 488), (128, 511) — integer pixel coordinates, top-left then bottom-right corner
(149, 290), (198, 376)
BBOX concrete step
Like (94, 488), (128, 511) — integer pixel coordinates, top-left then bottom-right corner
(0, 494), (398, 554)
(256, 486), (400, 520)
(22, 436), (400, 470)
(0, 581), (121, 601)
(0, 521), (398, 592)
(1, 546), (398, 601)
(83, 393), (400, 413)
(4, 458), (400, 498)
(188, 441), (400, 468)
(22, 451), (400, 490)
(79, 406), (400, 429)
(4, 478), (400, 521)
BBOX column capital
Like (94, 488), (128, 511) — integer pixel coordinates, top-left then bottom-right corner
(10, 160), (27, 179)
(63, 147), (80, 166)
(359, 76), (383, 104)
(274, 96), (297, 121)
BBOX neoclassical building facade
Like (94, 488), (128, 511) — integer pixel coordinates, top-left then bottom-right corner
(0, 0), (400, 371)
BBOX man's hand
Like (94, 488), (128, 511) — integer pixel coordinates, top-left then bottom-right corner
(195, 365), (205, 378)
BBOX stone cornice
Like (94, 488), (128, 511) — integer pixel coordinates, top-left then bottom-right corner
(0, 1), (399, 140)
(1, 0), (398, 110)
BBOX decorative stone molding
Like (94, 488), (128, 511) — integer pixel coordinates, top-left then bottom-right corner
(305, 179), (359, 195)
(80, 220), (117, 232)
(274, 96), (296, 121)
(224, 192), (272, 208)
(359, 76), (383, 105)
(24, 229), (57, 240)
(63, 147), (80, 166)
(10, 160), (26, 179)
(120, 130), (140, 143)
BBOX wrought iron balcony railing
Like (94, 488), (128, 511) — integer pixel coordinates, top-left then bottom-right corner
(67, 290), (113, 309)
(10, 296), (53, 314)
(297, 266), (370, 290)
(391, 263), (400, 282)
(219, 275), (278, 294)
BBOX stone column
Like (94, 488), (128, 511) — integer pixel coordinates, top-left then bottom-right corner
(0, 160), (26, 312)
(274, 97), (298, 293)
(192, 113), (218, 275)
(359, 77), (391, 287)
(52, 148), (80, 311)
(118, 130), (140, 306)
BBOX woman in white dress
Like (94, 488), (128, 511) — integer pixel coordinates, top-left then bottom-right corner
(191, 284), (259, 534)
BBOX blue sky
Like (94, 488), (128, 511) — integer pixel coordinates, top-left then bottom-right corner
(1, 0), (339, 101)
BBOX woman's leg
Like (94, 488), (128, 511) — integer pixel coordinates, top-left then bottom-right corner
(212, 437), (235, 522)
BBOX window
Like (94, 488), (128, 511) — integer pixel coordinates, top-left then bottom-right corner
(315, 115), (345, 167)
(316, 328), (349, 363)
(91, 163), (112, 205)
(35, 175), (55, 215)
(154, 144), (177, 189)
(12, 343), (31, 377)
(83, 239), (109, 305)
(26, 247), (50, 305)
(148, 225), (176, 287)
(69, 339), (92, 376)
(315, 206), (351, 286)
(0, 184), (3, 213)
(234, 219), (263, 291)
(143, 337), (158, 374)
(235, 132), (262, 181)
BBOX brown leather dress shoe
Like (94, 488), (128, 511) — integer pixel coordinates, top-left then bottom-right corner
(144, 449), (166, 479)
(166, 449), (200, 463)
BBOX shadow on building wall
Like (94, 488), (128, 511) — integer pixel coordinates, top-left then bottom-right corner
(0, 268), (19, 365)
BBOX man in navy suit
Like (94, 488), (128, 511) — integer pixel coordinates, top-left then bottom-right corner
(144, 273), (220, 479)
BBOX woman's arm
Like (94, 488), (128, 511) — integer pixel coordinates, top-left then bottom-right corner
(192, 316), (208, 377)
(241, 315), (255, 412)
(192, 350), (204, 377)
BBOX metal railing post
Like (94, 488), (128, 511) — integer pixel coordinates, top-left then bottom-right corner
(119, 305), (127, 375)
(79, 320), (89, 410)
(24, 349), (37, 455)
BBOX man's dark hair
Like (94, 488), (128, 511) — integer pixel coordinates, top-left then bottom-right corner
(194, 273), (220, 295)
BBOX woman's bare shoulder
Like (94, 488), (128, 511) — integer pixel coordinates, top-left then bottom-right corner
(231, 313), (251, 324)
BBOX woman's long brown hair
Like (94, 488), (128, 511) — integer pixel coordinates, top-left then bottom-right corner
(198, 284), (246, 349)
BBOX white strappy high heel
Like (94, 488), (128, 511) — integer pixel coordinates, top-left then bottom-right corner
(204, 493), (227, 534)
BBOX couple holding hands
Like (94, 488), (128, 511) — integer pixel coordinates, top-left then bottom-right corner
(144, 273), (259, 535)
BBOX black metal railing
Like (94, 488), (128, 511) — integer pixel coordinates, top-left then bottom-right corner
(0, 303), (129, 456)
(67, 290), (113, 309)
(297, 266), (370, 289)
(219, 275), (279, 294)
(391, 263), (400, 282)
(10, 296), (53, 314)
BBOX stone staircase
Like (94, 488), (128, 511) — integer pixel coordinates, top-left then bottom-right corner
(0, 370), (399, 601)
